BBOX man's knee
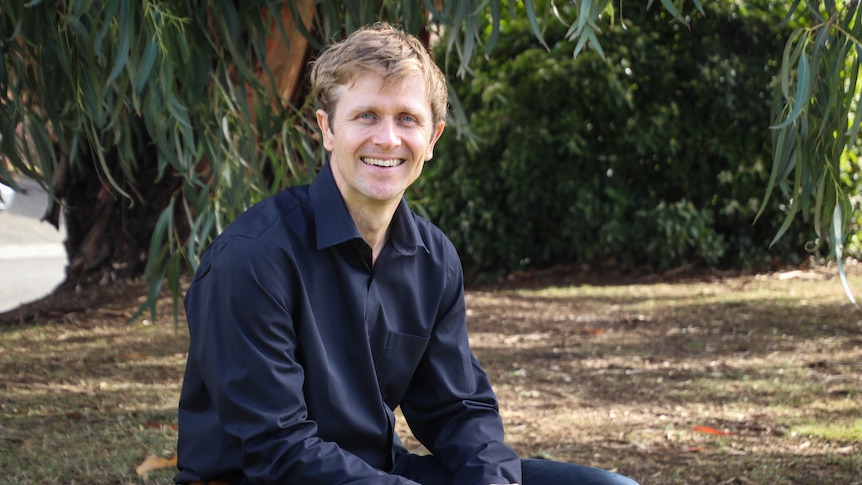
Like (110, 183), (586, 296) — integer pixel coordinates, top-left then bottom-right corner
(520, 458), (640, 485)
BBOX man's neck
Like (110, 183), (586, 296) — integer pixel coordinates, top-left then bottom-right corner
(347, 201), (397, 266)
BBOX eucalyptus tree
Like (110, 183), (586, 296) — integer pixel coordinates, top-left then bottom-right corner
(0, 0), (859, 317)
(760, 0), (862, 303)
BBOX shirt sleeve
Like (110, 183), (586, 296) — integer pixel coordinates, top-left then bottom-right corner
(398, 249), (522, 485)
(184, 237), (419, 485)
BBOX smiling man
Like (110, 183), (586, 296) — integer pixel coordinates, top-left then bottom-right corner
(174, 23), (639, 485)
(315, 64), (444, 264)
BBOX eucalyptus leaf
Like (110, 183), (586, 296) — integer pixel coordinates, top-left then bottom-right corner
(832, 203), (858, 306)
(771, 54), (811, 129)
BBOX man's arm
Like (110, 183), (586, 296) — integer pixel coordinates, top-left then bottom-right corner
(398, 252), (522, 485)
(183, 237), (418, 484)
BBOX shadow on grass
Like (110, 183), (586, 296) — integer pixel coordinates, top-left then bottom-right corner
(1, 271), (860, 484)
(464, 273), (862, 484)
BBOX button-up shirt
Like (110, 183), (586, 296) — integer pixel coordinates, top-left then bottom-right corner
(175, 163), (521, 484)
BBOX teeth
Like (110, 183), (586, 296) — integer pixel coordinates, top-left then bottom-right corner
(363, 157), (403, 167)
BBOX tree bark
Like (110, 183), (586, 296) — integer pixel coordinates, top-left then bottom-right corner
(259, 1), (316, 108)
(46, 1), (317, 290)
(50, 129), (183, 289)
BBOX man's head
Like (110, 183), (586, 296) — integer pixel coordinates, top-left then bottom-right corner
(310, 23), (448, 128)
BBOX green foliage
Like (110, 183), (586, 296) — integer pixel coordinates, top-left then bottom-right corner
(0, 0), (326, 319)
(0, 0), (707, 316)
(1, 0), (860, 310)
(636, 199), (727, 268)
(763, 0), (862, 303)
(420, 2), (840, 278)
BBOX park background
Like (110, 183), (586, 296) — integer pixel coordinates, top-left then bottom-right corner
(1, 1), (861, 484)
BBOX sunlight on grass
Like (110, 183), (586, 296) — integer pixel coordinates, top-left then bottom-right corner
(3, 270), (861, 484)
(793, 419), (862, 443)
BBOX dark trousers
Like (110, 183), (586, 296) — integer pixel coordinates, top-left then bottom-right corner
(391, 453), (640, 485)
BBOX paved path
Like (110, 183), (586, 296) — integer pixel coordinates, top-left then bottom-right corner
(0, 178), (67, 312)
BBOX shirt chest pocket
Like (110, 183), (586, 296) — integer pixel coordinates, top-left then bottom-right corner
(377, 331), (430, 404)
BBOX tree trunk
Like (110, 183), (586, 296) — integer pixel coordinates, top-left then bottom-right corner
(46, 1), (317, 290)
(47, 124), (184, 289)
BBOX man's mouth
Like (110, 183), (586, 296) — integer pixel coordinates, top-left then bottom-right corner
(362, 157), (404, 168)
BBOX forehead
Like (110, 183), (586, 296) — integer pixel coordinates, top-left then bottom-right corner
(333, 71), (431, 116)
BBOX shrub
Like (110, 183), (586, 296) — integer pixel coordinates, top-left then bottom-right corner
(417, 2), (833, 279)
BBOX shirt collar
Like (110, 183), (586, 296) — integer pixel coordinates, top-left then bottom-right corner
(309, 163), (428, 256)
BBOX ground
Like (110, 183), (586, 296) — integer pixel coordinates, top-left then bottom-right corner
(1, 264), (860, 484)
(0, 278), (147, 327)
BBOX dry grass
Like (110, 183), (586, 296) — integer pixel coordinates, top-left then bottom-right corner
(1, 267), (861, 484)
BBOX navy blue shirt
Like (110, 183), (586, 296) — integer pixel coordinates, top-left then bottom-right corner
(175, 164), (521, 484)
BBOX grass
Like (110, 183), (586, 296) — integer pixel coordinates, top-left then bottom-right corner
(0, 313), (185, 484)
(793, 417), (862, 443)
(1, 267), (861, 484)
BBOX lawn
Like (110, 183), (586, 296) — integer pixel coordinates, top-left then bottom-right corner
(1, 265), (860, 484)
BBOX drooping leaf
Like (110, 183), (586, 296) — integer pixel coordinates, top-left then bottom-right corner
(771, 54), (811, 130)
(831, 203), (858, 306)
(135, 454), (178, 476)
(524, 0), (549, 51)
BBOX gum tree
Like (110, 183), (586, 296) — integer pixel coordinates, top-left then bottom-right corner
(0, 0), (858, 318)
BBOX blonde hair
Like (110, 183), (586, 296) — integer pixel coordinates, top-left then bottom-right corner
(310, 23), (448, 127)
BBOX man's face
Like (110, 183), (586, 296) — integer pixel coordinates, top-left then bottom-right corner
(316, 71), (445, 211)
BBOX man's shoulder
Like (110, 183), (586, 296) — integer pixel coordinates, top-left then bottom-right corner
(409, 210), (444, 236)
(408, 209), (459, 257)
(207, 185), (312, 258)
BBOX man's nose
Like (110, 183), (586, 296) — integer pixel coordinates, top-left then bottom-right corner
(372, 118), (401, 147)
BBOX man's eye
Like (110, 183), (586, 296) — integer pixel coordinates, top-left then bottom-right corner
(400, 115), (417, 123)
(359, 113), (374, 120)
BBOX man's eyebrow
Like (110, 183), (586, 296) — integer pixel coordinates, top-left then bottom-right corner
(344, 105), (372, 115)
(344, 105), (387, 117)
(346, 104), (427, 119)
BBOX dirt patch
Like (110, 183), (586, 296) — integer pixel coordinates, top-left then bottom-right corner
(0, 278), (149, 327)
(1, 266), (861, 484)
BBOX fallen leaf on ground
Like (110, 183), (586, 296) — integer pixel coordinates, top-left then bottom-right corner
(693, 425), (732, 436)
(136, 453), (177, 476)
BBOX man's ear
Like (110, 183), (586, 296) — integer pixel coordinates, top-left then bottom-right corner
(316, 109), (334, 151)
(425, 121), (446, 161)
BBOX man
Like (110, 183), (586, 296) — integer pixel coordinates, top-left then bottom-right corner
(175, 23), (639, 485)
